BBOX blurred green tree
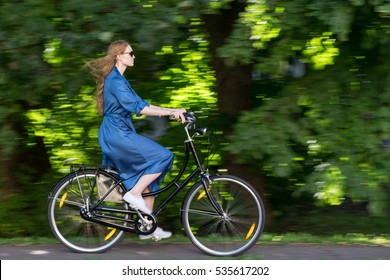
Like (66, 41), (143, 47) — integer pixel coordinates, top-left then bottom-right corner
(0, 0), (217, 236)
(1, 0), (389, 238)
(224, 0), (390, 216)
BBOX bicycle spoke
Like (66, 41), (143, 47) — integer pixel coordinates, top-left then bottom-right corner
(185, 208), (221, 218)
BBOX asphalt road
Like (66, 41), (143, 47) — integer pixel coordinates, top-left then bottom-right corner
(1, 241), (390, 260)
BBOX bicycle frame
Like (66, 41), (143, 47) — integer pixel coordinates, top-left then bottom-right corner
(150, 142), (211, 215)
(69, 115), (222, 232)
(132, 119), (212, 216)
(48, 111), (265, 256)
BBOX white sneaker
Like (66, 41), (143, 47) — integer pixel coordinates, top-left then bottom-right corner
(123, 192), (152, 214)
(139, 227), (172, 241)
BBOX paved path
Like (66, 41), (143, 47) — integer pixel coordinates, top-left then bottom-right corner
(1, 242), (389, 260)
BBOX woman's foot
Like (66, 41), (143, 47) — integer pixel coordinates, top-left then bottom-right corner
(123, 192), (152, 214)
(139, 227), (172, 241)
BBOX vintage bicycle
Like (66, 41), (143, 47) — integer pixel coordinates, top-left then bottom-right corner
(47, 112), (265, 257)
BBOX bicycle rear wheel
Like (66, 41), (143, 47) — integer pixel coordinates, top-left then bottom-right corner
(182, 175), (265, 257)
(48, 169), (127, 253)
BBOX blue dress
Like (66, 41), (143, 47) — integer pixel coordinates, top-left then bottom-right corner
(98, 66), (174, 192)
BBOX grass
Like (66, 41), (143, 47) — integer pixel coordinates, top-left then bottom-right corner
(1, 210), (389, 247)
(259, 232), (390, 246)
(1, 232), (389, 247)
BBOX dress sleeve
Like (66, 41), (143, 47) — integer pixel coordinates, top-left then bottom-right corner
(111, 76), (150, 116)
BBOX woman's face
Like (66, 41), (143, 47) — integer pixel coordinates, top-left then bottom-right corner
(118, 45), (135, 67)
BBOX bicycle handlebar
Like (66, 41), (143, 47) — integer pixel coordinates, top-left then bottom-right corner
(183, 111), (196, 123)
(170, 111), (206, 139)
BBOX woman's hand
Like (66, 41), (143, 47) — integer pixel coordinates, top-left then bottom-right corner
(170, 108), (187, 123)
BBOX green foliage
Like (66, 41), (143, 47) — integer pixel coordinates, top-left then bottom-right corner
(217, 1), (281, 67)
(225, 0), (390, 215)
(0, 0), (220, 237)
(25, 88), (101, 173)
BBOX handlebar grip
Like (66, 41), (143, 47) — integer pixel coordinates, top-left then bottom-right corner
(183, 112), (196, 123)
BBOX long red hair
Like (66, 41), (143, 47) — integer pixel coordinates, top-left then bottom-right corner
(86, 40), (130, 115)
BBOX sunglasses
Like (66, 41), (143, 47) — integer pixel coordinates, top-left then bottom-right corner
(122, 51), (135, 57)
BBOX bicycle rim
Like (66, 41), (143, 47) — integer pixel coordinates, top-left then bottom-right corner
(48, 170), (126, 253)
(182, 175), (265, 256)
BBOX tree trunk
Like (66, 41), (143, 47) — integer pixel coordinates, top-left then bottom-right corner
(203, 1), (272, 224)
(203, 1), (253, 118)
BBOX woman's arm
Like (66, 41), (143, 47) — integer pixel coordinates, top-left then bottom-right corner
(140, 105), (187, 123)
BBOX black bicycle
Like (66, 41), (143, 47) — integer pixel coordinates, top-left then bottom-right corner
(47, 112), (265, 257)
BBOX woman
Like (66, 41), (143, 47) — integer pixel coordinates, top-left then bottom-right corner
(87, 40), (186, 240)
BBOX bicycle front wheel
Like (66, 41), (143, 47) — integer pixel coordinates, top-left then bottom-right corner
(182, 175), (265, 257)
(48, 169), (127, 253)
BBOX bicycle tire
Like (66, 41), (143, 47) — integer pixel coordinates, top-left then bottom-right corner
(48, 169), (127, 253)
(181, 174), (265, 256)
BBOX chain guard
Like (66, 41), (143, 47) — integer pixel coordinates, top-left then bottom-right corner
(80, 206), (157, 235)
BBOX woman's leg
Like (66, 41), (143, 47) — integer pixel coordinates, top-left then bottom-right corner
(123, 173), (161, 213)
(141, 187), (155, 211)
(130, 173), (161, 196)
(124, 173), (172, 240)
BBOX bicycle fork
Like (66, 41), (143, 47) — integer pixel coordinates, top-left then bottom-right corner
(200, 172), (225, 216)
